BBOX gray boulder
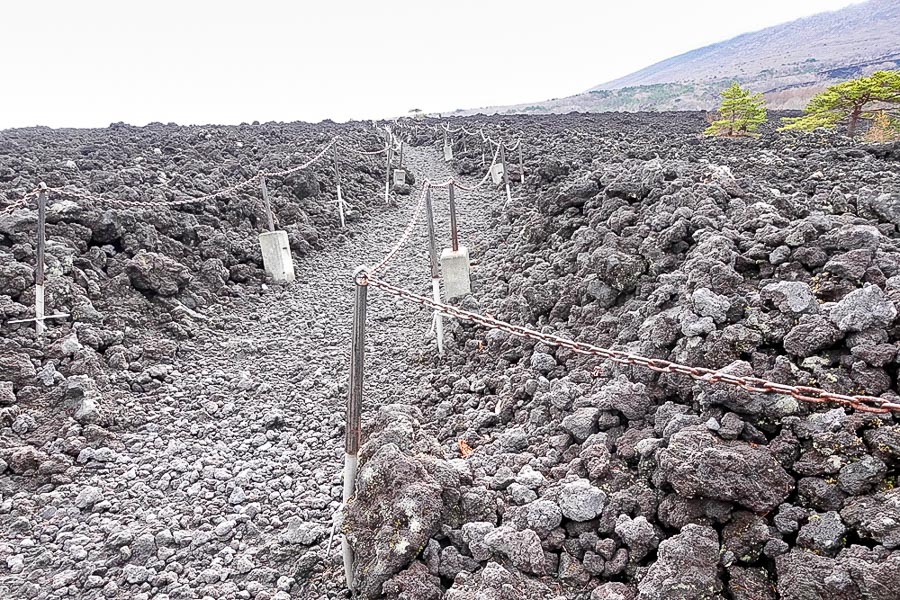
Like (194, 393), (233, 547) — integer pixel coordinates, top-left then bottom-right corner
(638, 524), (723, 599)
(761, 281), (818, 315)
(656, 427), (793, 512)
(445, 561), (560, 600)
(841, 488), (900, 549)
(829, 285), (897, 333)
(558, 478), (607, 522)
(125, 251), (191, 296)
(483, 526), (545, 574)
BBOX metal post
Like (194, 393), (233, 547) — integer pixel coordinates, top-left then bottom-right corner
(34, 184), (48, 337)
(342, 266), (368, 593)
(333, 145), (345, 228)
(500, 144), (512, 203)
(259, 175), (275, 232)
(449, 182), (459, 253)
(424, 187), (444, 354)
(518, 143), (525, 184)
(399, 140), (404, 168)
(384, 137), (392, 205)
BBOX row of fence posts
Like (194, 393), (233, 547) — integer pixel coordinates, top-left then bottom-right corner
(441, 127), (524, 204)
(341, 121), (514, 591)
(258, 132), (400, 284)
(11, 128), (398, 337)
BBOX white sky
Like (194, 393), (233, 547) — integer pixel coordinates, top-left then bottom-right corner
(0, 0), (866, 129)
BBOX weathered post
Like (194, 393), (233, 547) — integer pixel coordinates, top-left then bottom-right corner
(333, 144), (346, 228)
(440, 182), (472, 299)
(500, 144), (512, 203)
(424, 186), (444, 354)
(259, 175), (275, 232)
(398, 140), (404, 168)
(342, 265), (368, 593)
(34, 184), (48, 337)
(257, 178), (295, 284)
(518, 143), (525, 184)
(384, 137), (392, 205)
(443, 131), (453, 161)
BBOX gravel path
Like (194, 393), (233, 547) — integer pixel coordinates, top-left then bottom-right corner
(1, 143), (504, 600)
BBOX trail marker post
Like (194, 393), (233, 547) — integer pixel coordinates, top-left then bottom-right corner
(490, 160), (505, 186)
(342, 266), (368, 593)
(392, 169), (406, 186)
(399, 140), (404, 168)
(424, 187), (444, 354)
(443, 132), (453, 161)
(332, 145), (346, 228)
(440, 181), (472, 299)
(259, 175), (275, 232)
(500, 144), (512, 203)
(257, 177), (295, 283)
(34, 184), (48, 337)
(384, 137), (392, 205)
(519, 143), (525, 184)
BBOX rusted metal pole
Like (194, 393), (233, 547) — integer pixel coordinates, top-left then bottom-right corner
(342, 266), (368, 593)
(424, 187), (444, 354)
(34, 184), (48, 337)
(449, 182), (459, 253)
(259, 175), (275, 232)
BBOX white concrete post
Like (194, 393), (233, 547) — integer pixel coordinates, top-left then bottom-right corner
(258, 230), (295, 283)
(440, 182), (471, 299)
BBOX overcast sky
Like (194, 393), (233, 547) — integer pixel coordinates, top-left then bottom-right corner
(0, 0), (866, 129)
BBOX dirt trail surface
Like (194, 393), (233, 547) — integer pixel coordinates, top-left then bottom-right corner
(4, 113), (900, 600)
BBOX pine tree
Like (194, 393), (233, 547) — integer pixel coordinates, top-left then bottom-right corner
(704, 82), (768, 137)
(779, 71), (900, 137)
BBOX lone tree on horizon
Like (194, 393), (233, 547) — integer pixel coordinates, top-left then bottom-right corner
(704, 82), (767, 137)
(779, 71), (900, 137)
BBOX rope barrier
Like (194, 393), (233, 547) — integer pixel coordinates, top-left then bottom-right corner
(367, 182), (430, 277)
(360, 275), (900, 415)
(13, 137), (351, 211)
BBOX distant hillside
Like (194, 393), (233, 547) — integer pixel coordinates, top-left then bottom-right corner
(452, 0), (899, 116)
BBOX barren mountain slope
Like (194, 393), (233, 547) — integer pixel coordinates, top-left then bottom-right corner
(454, 0), (899, 115)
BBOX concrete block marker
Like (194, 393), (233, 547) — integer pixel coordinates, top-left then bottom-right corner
(444, 143), (454, 161)
(441, 182), (471, 299)
(393, 169), (406, 185)
(258, 230), (295, 283)
(490, 162), (505, 185)
(441, 247), (471, 299)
